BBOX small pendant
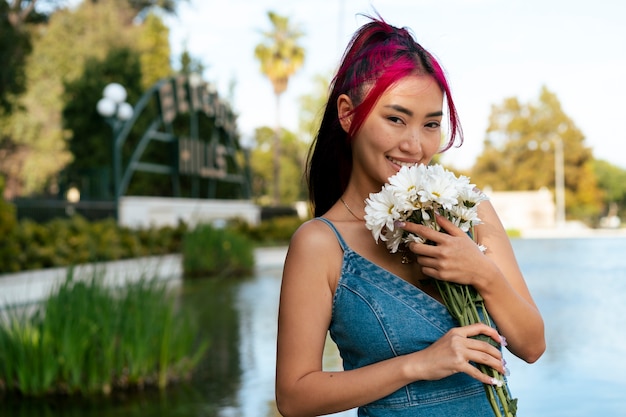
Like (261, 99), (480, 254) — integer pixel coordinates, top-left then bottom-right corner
(400, 250), (415, 264)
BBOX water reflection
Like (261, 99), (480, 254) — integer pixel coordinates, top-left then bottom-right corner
(0, 273), (245, 417)
(234, 265), (282, 417)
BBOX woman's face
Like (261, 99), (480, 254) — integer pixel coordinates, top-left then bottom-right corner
(339, 74), (444, 190)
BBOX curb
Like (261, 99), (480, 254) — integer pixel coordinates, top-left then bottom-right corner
(0, 247), (287, 310)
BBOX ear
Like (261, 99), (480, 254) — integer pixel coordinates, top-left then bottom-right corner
(337, 94), (354, 133)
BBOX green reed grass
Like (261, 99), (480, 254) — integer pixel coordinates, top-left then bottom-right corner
(0, 269), (208, 396)
(182, 223), (255, 278)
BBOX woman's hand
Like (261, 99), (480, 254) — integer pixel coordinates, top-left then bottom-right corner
(401, 204), (546, 364)
(401, 214), (491, 286)
(410, 323), (506, 385)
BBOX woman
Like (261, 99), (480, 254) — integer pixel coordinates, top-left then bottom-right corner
(275, 15), (545, 417)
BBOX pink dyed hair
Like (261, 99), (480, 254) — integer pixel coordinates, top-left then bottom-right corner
(336, 16), (461, 146)
(306, 14), (463, 216)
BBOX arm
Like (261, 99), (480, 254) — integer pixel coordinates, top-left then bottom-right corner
(275, 220), (507, 417)
(404, 201), (546, 363)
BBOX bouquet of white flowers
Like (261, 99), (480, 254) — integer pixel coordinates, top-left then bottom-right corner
(363, 163), (517, 417)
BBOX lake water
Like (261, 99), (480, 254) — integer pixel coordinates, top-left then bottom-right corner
(2, 237), (626, 416)
(503, 237), (626, 417)
(234, 237), (626, 417)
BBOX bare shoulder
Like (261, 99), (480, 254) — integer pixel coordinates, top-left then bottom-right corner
(289, 218), (340, 252)
(284, 218), (343, 288)
(474, 198), (518, 259)
(476, 198), (507, 237)
(475, 196), (524, 272)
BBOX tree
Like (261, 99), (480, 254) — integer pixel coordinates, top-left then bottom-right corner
(250, 126), (308, 205)
(593, 159), (626, 221)
(254, 11), (305, 205)
(83, 0), (185, 23)
(179, 46), (205, 76)
(0, 0), (51, 114)
(5, 0), (64, 27)
(471, 86), (603, 222)
(126, 0), (181, 17)
(298, 72), (329, 144)
(0, 0), (141, 199)
(63, 47), (144, 199)
(0, 0), (178, 199)
(137, 11), (172, 89)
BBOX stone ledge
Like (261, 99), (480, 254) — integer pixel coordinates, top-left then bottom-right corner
(0, 247), (288, 310)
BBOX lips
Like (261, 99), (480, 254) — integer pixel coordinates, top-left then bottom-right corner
(387, 156), (418, 168)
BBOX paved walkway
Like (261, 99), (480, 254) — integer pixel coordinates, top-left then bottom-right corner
(0, 247), (288, 310)
(520, 225), (626, 239)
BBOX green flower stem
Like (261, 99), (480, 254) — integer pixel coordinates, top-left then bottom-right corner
(403, 209), (517, 416)
(434, 279), (517, 417)
(432, 277), (518, 417)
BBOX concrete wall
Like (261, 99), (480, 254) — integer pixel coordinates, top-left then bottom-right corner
(117, 191), (558, 232)
(119, 197), (261, 228)
(485, 187), (556, 231)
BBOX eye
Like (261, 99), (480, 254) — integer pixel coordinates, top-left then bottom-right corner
(388, 116), (405, 125)
(425, 121), (441, 129)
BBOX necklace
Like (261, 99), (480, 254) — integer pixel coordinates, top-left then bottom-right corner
(340, 197), (364, 221)
(341, 197), (420, 266)
(341, 196), (417, 265)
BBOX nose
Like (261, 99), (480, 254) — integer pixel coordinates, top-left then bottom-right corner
(399, 131), (423, 157)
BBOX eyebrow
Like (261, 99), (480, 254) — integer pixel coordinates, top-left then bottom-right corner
(384, 104), (443, 118)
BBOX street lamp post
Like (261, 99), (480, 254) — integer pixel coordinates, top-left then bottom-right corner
(529, 134), (566, 228)
(553, 135), (565, 228)
(96, 83), (134, 220)
(239, 134), (257, 199)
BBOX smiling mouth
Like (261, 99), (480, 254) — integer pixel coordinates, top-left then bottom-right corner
(387, 156), (417, 168)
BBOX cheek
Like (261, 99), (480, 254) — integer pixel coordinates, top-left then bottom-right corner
(425, 135), (442, 155)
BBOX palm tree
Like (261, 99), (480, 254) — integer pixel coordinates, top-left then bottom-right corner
(254, 11), (305, 205)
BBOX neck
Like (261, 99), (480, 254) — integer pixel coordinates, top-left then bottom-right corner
(340, 196), (365, 221)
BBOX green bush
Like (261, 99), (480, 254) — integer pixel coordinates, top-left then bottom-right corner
(0, 177), (19, 271)
(0, 194), (20, 272)
(0, 270), (209, 396)
(231, 215), (305, 244)
(0, 215), (187, 274)
(182, 224), (255, 278)
(0, 205), (304, 274)
(506, 229), (522, 238)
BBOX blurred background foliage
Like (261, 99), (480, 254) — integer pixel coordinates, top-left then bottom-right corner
(1, 0), (626, 227)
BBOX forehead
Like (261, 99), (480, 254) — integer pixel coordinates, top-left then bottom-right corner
(379, 75), (443, 104)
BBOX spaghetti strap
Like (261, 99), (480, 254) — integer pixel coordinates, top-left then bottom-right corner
(315, 217), (348, 252)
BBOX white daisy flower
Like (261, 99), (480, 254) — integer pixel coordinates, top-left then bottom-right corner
(418, 165), (460, 209)
(364, 185), (401, 242)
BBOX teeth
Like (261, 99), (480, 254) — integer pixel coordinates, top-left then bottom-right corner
(387, 157), (416, 167)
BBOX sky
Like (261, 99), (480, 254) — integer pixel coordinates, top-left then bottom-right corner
(163, 0), (626, 170)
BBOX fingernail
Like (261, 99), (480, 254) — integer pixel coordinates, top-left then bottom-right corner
(490, 377), (504, 387)
(500, 335), (508, 347)
(394, 221), (406, 228)
(501, 359), (510, 376)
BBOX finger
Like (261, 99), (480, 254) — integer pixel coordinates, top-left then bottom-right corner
(397, 221), (434, 243)
(408, 241), (437, 257)
(461, 324), (506, 352)
(458, 331), (506, 378)
(434, 213), (465, 237)
(444, 333), (505, 382)
(463, 361), (505, 387)
(466, 337), (503, 361)
(462, 323), (503, 344)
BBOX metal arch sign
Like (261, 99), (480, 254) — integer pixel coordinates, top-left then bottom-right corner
(113, 74), (250, 201)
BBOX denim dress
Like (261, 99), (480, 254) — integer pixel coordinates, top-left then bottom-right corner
(318, 218), (495, 417)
